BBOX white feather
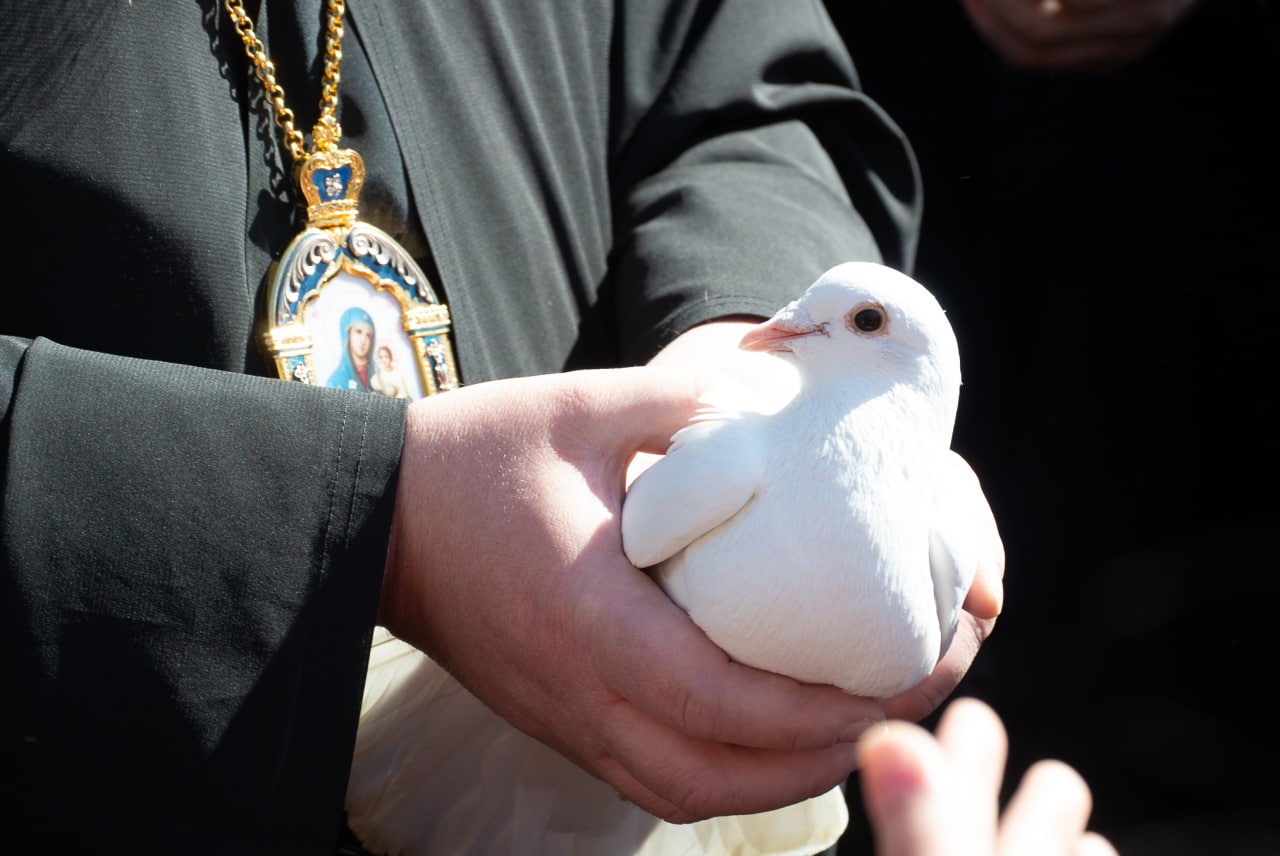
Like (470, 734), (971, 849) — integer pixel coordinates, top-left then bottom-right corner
(346, 629), (847, 856)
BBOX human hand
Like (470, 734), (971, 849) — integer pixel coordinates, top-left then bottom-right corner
(860, 698), (1118, 856)
(960, 0), (1199, 71)
(378, 367), (885, 823)
(646, 320), (1005, 724)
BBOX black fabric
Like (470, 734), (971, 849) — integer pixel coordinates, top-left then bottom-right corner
(1, 339), (404, 852)
(828, 2), (1280, 852)
(1, 0), (916, 852)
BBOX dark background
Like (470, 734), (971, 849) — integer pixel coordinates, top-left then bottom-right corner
(824, 2), (1280, 853)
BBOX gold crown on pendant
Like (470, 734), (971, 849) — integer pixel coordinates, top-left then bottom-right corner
(297, 147), (366, 228)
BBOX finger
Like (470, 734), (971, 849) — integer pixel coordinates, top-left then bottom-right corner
(579, 745), (687, 821)
(961, 0), (1164, 70)
(1076, 832), (1121, 856)
(597, 696), (862, 822)
(996, 33), (1159, 72)
(934, 698), (1007, 783)
(964, 557), (1004, 621)
(880, 609), (993, 722)
(1053, 0), (1113, 11)
(1057, 0), (1195, 29)
(997, 759), (1095, 855)
(585, 569), (885, 750)
(934, 699), (1007, 856)
(945, 451), (1004, 620)
(858, 720), (955, 856)
(968, 0), (1176, 39)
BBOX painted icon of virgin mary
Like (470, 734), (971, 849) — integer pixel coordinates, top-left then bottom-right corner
(326, 306), (377, 392)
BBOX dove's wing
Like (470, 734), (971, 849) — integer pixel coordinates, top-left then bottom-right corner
(621, 408), (767, 569)
(927, 451), (985, 655)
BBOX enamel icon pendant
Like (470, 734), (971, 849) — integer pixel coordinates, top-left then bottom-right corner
(261, 148), (459, 400)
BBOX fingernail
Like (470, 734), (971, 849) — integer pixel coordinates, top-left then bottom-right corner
(838, 712), (886, 744)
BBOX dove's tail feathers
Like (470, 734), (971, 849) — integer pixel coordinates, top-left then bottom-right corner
(679, 791), (848, 856)
(347, 629), (847, 856)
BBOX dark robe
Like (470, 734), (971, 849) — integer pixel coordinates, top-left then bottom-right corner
(1, 1), (917, 851)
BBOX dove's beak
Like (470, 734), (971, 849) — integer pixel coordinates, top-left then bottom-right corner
(739, 310), (826, 353)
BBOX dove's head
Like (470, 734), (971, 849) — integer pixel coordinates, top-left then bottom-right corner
(740, 262), (961, 412)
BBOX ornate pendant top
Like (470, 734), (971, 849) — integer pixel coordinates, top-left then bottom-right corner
(299, 148), (366, 229)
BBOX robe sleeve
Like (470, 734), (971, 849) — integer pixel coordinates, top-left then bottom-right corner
(0, 335), (405, 852)
(608, 0), (921, 363)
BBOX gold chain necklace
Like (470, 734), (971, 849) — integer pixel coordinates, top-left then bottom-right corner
(224, 0), (346, 162)
(230, 0), (460, 398)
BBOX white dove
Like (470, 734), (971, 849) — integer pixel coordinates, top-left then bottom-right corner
(344, 261), (975, 855)
(620, 261), (976, 699)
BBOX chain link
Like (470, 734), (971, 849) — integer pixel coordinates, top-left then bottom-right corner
(224, 0), (346, 163)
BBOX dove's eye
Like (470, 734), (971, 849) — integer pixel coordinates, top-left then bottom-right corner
(847, 303), (887, 335)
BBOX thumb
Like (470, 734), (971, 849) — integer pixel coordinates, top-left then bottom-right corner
(945, 451), (1004, 620)
(567, 365), (728, 457)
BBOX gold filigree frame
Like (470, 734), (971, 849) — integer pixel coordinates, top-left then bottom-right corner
(260, 150), (458, 400)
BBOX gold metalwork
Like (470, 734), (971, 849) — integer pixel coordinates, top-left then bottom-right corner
(298, 146), (364, 228)
(230, 0), (460, 399)
(224, 0), (347, 163)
